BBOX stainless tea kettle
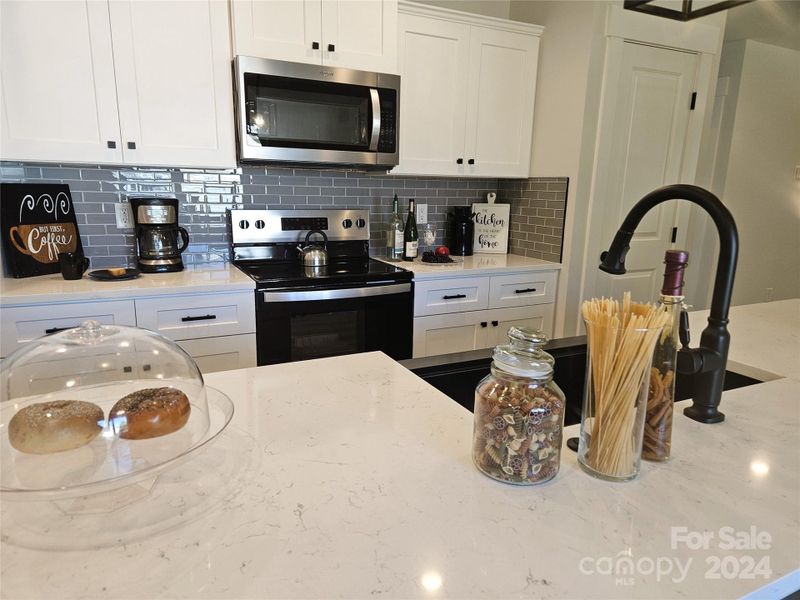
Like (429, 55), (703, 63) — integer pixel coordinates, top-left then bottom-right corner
(297, 230), (328, 267)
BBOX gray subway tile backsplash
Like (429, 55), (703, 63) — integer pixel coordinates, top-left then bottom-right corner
(1, 161), (567, 269)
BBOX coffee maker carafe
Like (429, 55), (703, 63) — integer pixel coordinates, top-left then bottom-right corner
(129, 197), (189, 273)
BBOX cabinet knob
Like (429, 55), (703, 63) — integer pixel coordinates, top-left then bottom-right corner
(491, 320), (499, 327)
(107, 140), (117, 149)
(328, 43), (335, 52)
(456, 158), (463, 164)
(312, 41), (320, 50)
(480, 322), (487, 328)
(468, 158), (475, 165)
(127, 141), (136, 150)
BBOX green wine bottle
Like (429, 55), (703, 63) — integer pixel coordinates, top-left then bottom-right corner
(403, 199), (418, 261)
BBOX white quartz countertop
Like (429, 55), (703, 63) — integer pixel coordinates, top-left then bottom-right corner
(375, 253), (560, 279)
(689, 298), (799, 380)
(0, 263), (255, 305)
(2, 349), (797, 599)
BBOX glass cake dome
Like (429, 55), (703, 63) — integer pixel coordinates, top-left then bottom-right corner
(0, 320), (233, 499)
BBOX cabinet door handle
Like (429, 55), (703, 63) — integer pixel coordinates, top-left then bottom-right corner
(107, 140), (117, 149)
(327, 43), (335, 52)
(480, 321), (487, 328)
(127, 141), (136, 150)
(442, 294), (466, 300)
(456, 158), (463, 164)
(181, 314), (217, 322)
(491, 320), (499, 327)
(312, 41), (320, 50)
(514, 287), (537, 294)
(468, 158), (475, 165)
(45, 326), (72, 335)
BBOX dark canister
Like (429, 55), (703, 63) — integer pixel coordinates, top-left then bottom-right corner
(58, 252), (89, 280)
(448, 206), (474, 256)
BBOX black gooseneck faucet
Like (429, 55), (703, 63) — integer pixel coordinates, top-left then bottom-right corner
(598, 184), (738, 424)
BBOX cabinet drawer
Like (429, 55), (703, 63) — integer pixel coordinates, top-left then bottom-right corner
(0, 300), (136, 358)
(135, 292), (255, 341)
(489, 271), (557, 309)
(176, 333), (256, 374)
(414, 276), (489, 316)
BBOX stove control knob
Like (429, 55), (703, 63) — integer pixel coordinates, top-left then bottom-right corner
(355, 218), (366, 228)
(255, 219), (265, 229)
(342, 219), (353, 229)
(238, 219), (249, 229)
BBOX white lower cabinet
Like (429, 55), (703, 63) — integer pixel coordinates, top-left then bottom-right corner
(176, 334), (257, 374)
(411, 269), (558, 358)
(413, 304), (554, 358)
(1, 290), (256, 373)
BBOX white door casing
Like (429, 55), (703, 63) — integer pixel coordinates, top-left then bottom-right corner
(585, 41), (698, 304)
(463, 26), (539, 178)
(109, 0), (236, 168)
(231, 0), (323, 64)
(0, 0), (122, 163)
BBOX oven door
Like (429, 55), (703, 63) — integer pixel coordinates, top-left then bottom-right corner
(256, 283), (412, 365)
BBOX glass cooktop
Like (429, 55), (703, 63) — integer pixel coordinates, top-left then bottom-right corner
(234, 258), (412, 290)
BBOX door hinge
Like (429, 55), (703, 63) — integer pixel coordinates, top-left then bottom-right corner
(690, 92), (697, 110)
(671, 226), (678, 243)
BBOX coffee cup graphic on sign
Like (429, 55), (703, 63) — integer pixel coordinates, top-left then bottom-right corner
(1, 184), (84, 278)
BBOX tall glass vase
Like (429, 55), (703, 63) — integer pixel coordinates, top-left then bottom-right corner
(577, 318), (664, 481)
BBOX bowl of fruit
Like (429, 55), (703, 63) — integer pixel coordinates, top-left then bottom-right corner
(421, 246), (456, 264)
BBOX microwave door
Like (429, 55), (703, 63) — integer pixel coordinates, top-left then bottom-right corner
(369, 89), (380, 152)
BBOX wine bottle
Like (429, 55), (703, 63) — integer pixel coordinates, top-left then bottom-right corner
(642, 249), (688, 462)
(403, 199), (418, 262)
(385, 194), (404, 261)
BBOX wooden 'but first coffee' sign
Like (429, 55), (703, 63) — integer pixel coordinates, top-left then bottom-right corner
(1, 183), (83, 278)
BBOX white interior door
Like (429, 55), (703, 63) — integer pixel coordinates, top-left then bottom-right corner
(391, 14), (469, 176)
(321, 0), (397, 72)
(231, 0), (323, 65)
(588, 42), (698, 302)
(0, 0), (122, 163)
(109, 0), (236, 168)
(463, 26), (539, 178)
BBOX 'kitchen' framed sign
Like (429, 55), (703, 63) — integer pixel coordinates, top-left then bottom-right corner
(1, 183), (83, 278)
(472, 194), (510, 254)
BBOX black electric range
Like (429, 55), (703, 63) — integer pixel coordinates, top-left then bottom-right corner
(230, 209), (413, 365)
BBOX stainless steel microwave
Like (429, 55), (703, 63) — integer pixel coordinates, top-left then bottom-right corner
(234, 56), (400, 169)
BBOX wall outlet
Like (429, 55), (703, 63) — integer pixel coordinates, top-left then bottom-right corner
(416, 203), (428, 225)
(114, 203), (134, 229)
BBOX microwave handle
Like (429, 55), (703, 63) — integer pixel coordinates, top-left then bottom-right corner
(369, 88), (380, 152)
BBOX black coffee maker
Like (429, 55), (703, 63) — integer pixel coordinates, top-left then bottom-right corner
(129, 197), (189, 272)
(447, 206), (474, 256)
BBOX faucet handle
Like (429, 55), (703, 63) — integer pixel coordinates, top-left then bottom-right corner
(679, 309), (691, 348)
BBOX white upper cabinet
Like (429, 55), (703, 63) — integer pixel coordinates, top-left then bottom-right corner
(463, 27), (539, 178)
(231, 0), (398, 73)
(231, 0), (323, 65)
(0, 1), (122, 164)
(0, 0), (235, 168)
(393, 2), (542, 178)
(109, 0), (235, 168)
(393, 14), (470, 176)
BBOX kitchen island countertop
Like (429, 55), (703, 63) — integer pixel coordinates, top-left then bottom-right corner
(0, 263), (255, 305)
(2, 346), (797, 598)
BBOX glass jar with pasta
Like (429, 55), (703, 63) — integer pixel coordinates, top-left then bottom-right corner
(472, 327), (565, 485)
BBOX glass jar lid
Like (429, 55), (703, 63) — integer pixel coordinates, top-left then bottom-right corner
(492, 326), (554, 378)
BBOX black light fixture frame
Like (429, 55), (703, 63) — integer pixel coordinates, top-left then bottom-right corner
(623, 0), (754, 22)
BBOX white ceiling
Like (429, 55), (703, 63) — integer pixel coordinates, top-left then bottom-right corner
(723, 0), (800, 50)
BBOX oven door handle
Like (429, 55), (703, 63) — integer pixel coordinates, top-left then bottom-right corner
(262, 283), (410, 303)
(369, 88), (380, 152)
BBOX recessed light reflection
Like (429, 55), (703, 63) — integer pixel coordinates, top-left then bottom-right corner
(751, 461), (769, 477)
(421, 572), (442, 592)
(65, 379), (76, 388)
